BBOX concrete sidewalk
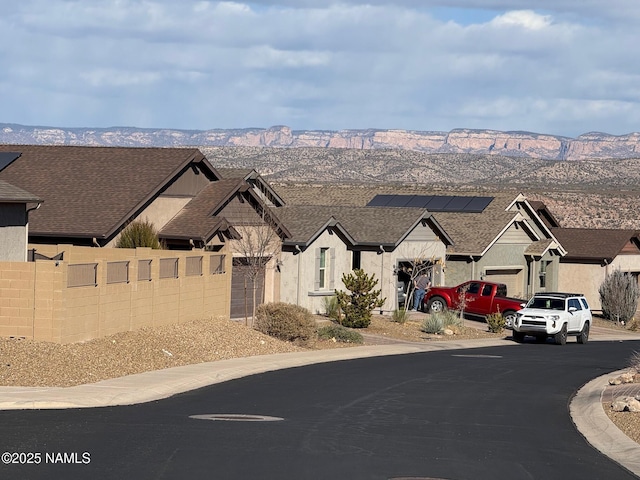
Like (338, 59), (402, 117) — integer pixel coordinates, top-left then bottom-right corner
(1, 328), (639, 477)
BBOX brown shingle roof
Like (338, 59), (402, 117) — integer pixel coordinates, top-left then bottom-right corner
(279, 205), (438, 248)
(551, 227), (640, 261)
(274, 184), (519, 254)
(0, 145), (207, 239)
(159, 180), (241, 242)
(0, 180), (41, 203)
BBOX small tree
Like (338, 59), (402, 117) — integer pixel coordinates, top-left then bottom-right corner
(599, 270), (639, 325)
(116, 220), (161, 249)
(335, 269), (386, 328)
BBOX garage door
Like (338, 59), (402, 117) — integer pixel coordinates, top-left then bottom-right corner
(484, 268), (522, 298)
(230, 258), (266, 319)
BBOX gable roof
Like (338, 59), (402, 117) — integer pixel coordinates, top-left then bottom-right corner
(274, 184), (555, 255)
(279, 205), (451, 250)
(216, 167), (286, 208)
(551, 227), (640, 262)
(0, 145), (213, 241)
(528, 200), (561, 228)
(0, 180), (41, 204)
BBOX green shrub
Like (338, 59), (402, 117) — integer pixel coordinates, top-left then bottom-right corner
(335, 269), (386, 328)
(422, 315), (444, 334)
(254, 302), (317, 346)
(486, 313), (506, 333)
(322, 295), (341, 321)
(317, 324), (364, 344)
(599, 269), (640, 324)
(391, 308), (409, 324)
(440, 310), (462, 328)
(116, 219), (162, 249)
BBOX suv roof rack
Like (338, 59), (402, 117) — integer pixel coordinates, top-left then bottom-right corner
(533, 292), (584, 298)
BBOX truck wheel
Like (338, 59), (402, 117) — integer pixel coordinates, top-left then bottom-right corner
(513, 330), (525, 343)
(427, 297), (447, 314)
(503, 310), (517, 328)
(577, 322), (590, 344)
(554, 324), (568, 345)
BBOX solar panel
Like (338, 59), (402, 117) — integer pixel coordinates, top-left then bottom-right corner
(0, 152), (21, 173)
(424, 196), (454, 210)
(440, 196), (474, 211)
(367, 194), (395, 206)
(465, 196), (494, 212)
(367, 194), (494, 212)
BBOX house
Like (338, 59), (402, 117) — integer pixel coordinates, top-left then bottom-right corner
(552, 227), (640, 311)
(274, 185), (566, 300)
(0, 179), (41, 261)
(276, 204), (452, 314)
(0, 145), (290, 341)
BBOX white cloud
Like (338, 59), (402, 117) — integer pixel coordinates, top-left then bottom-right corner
(0, 0), (639, 136)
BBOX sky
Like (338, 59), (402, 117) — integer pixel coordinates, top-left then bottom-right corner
(1, 0), (639, 138)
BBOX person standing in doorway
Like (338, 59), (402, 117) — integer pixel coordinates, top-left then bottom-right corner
(411, 271), (431, 311)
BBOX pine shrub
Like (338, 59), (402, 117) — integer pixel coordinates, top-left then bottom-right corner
(599, 270), (640, 324)
(486, 313), (506, 333)
(335, 269), (385, 328)
(254, 302), (317, 346)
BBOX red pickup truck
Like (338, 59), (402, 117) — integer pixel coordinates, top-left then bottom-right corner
(422, 280), (524, 326)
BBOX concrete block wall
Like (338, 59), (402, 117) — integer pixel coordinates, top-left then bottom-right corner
(0, 245), (231, 344)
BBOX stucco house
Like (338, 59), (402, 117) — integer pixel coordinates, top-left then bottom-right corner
(275, 185), (566, 300)
(0, 179), (41, 261)
(552, 227), (640, 312)
(275, 204), (452, 314)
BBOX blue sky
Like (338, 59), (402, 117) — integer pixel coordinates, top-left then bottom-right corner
(1, 0), (639, 137)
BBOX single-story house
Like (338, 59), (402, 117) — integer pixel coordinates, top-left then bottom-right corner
(552, 227), (640, 311)
(275, 204), (452, 314)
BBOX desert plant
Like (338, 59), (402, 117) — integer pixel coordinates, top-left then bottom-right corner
(629, 351), (640, 373)
(254, 302), (317, 346)
(322, 295), (341, 321)
(599, 270), (640, 325)
(440, 310), (463, 328)
(317, 324), (364, 344)
(486, 312), (506, 333)
(335, 269), (386, 328)
(116, 219), (162, 249)
(422, 315), (444, 334)
(391, 308), (410, 324)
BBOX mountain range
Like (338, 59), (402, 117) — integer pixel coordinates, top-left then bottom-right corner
(2, 123), (640, 161)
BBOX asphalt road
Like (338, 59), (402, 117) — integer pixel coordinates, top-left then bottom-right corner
(1, 340), (639, 480)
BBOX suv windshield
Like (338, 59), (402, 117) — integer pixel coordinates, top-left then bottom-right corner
(527, 297), (565, 310)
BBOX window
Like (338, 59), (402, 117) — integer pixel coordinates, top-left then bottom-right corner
(482, 284), (492, 296)
(319, 248), (328, 289)
(568, 298), (582, 310)
(210, 254), (226, 274)
(539, 261), (550, 288)
(466, 282), (480, 295)
(352, 251), (361, 270)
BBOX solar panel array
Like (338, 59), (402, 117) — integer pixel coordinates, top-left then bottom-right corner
(367, 194), (494, 213)
(0, 152), (21, 173)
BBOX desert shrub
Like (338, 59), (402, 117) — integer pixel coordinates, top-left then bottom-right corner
(317, 324), (363, 344)
(254, 302), (317, 346)
(440, 310), (463, 328)
(486, 313), (506, 333)
(335, 269), (386, 328)
(391, 308), (409, 324)
(322, 295), (341, 321)
(116, 219), (162, 249)
(630, 351), (640, 372)
(599, 270), (640, 324)
(422, 315), (444, 334)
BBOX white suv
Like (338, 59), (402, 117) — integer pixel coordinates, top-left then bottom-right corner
(512, 293), (592, 345)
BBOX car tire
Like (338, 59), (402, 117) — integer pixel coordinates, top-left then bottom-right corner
(577, 321), (590, 344)
(503, 310), (517, 328)
(554, 324), (568, 345)
(512, 330), (525, 343)
(426, 297), (447, 314)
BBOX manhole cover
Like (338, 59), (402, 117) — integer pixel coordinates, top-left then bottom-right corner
(189, 414), (284, 422)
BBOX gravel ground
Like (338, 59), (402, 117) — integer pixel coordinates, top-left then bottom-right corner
(1, 312), (638, 448)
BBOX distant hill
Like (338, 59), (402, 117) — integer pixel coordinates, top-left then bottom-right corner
(2, 123), (640, 161)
